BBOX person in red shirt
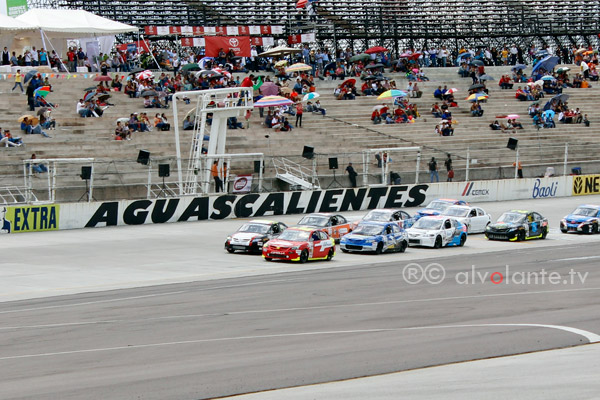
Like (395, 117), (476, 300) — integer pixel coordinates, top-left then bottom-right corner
(67, 48), (75, 72)
(240, 74), (254, 88)
(295, 101), (303, 128)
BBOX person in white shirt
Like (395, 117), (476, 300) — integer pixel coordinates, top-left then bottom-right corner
(31, 46), (39, 66)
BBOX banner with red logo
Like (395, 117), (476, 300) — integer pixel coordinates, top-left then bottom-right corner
(205, 36), (251, 57)
(232, 175), (253, 194)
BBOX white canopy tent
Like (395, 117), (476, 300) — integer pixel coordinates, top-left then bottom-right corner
(0, 14), (37, 44)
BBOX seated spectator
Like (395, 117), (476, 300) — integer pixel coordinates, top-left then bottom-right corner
(27, 153), (48, 173)
(183, 116), (195, 130)
(111, 77), (122, 91)
(313, 100), (326, 116)
(143, 96), (153, 108)
(490, 120), (502, 130)
(114, 121), (132, 140)
(40, 112), (56, 130)
(280, 118), (293, 132)
(227, 116), (244, 129)
(433, 86), (444, 99)
(499, 75), (514, 89)
(154, 113), (170, 131)
(29, 122), (51, 138)
(583, 114), (590, 127)
(511, 118), (523, 129)
(470, 102), (484, 117)
(271, 115), (282, 131)
(515, 86), (528, 101)
(431, 103), (442, 118)
(0, 128), (21, 147)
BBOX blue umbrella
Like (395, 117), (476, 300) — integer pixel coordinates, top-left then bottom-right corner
(511, 64), (526, 71)
(84, 91), (96, 102)
(456, 52), (472, 61)
(541, 75), (556, 81)
(24, 70), (38, 84)
(532, 56), (560, 76)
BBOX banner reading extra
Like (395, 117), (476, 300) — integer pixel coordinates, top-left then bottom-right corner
(205, 36), (251, 57)
(82, 185), (428, 228)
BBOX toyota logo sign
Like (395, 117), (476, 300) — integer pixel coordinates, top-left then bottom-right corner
(229, 38), (239, 47)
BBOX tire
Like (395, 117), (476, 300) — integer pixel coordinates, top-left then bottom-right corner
(593, 224), (599, 234)
(375, 242), (384, 254)
(399, 240), (407, 253)
(226, 248), (235, 254)
(434, 236), (443, 249)
(341, 248), (349, 253)
(541, 227), (548, 239)
(265, 257), (272, 262)
(459, 234), (466, 247)
(299, 250), (309, 263)
(517, 231), (526, 242)
(560, 228), (567, 233)
(326, 249), (334, 261)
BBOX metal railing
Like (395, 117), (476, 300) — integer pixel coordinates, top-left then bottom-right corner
(273, 157), (320, 190)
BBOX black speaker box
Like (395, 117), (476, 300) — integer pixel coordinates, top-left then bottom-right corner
(80, 166), (92, 180)
(302, 145), (314, 159)
(158, 164), (170, 177)
(137, 149), (151, 165)
(254, 160), (262, 173)
(328, 157), (338, 170)
(507, 138), (518, 150)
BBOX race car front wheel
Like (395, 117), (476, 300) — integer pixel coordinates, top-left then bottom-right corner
(459, 234), (466, 247)
(434, 236), (442, 249)
(226, 248), (235, 254)
(299, 250), (309, 263)
(265, 257), (272, 262)
(592, 224), (598, 234)
(375, 242), (384, 254)
(518, 231), (526, 242)
(399, 241), (407, 253)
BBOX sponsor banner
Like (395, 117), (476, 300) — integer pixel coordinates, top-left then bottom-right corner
(249, 26), (261, 35)
(181, 38), (205, 47)
(572, 174), (600, 196)
(233, 175), (253, 194)
(288, 33), (316, 45)
(0, 204), (59, 234)
(116, 41), (150, 53)
(226, 26), (239, 36)
(144, 25), (286, 37)
(6, 0), (27, 17)
(205, 36), (251, 57)
(250, 37), (274, 47)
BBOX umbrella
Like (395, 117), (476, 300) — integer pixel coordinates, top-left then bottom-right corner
(511, 64), (527, 71)
(350, 53), (370, 63)
(340, 78), (356, 88)
(541, 75), (556, 81)
(479, 74), (494, 81)
(535, 50), (549, 57)
(374, 76), (389, 82)
(467, 93), (488, 102)
(412, 68), (419, 74)
(141, 90), (158, 97)
(128, 68), (144, 75)
(259, 46), (302, 57)
(470, 59), (484, 66)
(274, 60), (288, 68)
(196, 70), (220, 78)
(377, 89), (407, 100)
(365, 63), (385, 69)
(98, 94), (111, 102)
(552, 93), (569, 102)
(576, 48), (587, 54)
(468, 83), (485, 91)
(94, 75), (112, 82)
(84, 91), (96, 102)
(198, 57), (214, 70)
(212, 67), (231, 78)
(456, 52), (472, 61)
(23, 70), (38, 84)
(446, 88), (459, 94)
(83, 86), (97, 92)
(116, 117), (130, 124)
(372, 105), (388, 112)
(296, 0), (307, 8)
(136, 70), (153, 80)
(556, 67), (570, 73)
(400, 52), (421, 60)
(534, 79), (544, 86)
(36, 108), (48, 116)
(182, 63), (200, 71)
(543, 109), (556, 119)
(531, 56), (560, 75)
(302, 92), (320, 102)
(503, 114), (520, 119)
(365, 46), (389, 54)
(584, 50), (597, 55)
(260, 81), (279, 96)
(254, 95), (294, 108)
(18, 114), (36, 123)
(285, 62), (312, 73)
(33, 85), (51, 98)
(362, 76), (378, 81)
(324, 62), (336, 71)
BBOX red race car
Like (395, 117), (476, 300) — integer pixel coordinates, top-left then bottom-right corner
(262, 226), (336, 263)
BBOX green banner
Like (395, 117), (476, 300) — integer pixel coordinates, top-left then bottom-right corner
(6, 0), (27, 17)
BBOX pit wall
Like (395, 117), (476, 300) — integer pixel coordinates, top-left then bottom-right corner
(2, 175), (599, 234)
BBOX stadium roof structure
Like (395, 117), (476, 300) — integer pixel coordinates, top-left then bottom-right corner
(27, 0), (600, 51)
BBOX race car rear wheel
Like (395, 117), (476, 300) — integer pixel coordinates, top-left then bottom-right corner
(226, 248), (235, 254)
(375, 242), (384, 254)
(459, 234), (466, 247)
(326, 249), (334, 261)
(299, 250), (309, 263)
(593, 223), (599, 234)
(434, 236), (442, 249)
(399, 240), (407, 253)
(541, 227), (548, 239)
(518, 231), (526, 242)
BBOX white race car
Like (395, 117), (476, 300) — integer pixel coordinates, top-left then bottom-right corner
(406, 216), (468, 248)
(442, 205), (491, 233)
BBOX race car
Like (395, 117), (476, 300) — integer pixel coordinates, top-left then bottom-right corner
(352, 208), (415, 230)
(414, 199), (469, 220)
(297, 213), (352, 241)
(406, 216), (468, 248)
(340, 222), (408, 254)
(262, 226), (335, 263)
(485, 210), (548, 241)
(442, 205), (491, 234)
(560, 205), (600, 234)
(225, 220), (288, 253)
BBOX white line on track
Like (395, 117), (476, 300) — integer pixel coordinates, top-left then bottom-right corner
(2, 287), (600, 331)
(548, 255), (600, 262)
(0, 323), (597, 361)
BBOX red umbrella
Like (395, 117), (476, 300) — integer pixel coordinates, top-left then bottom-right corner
(94, 75), (112, 82)
(365, 46), (389, 54)
(260, 81), (279, 96)
(296, 0), (307, 8)
(341, 78), (356, 88)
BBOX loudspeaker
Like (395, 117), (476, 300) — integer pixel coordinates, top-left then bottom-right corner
(507, 138), (518, 150)
(80, 166), (92, 180)
(328, 157), (338, 170)
(254, 160), (262, 173)
(158, 164), (170, 178)
(302, 145), (314, 159)
(137, 149), (150, 165)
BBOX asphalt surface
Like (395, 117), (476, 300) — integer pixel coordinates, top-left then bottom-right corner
(0, 242), (599, 399)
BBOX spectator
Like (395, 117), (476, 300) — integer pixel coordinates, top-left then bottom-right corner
(295, 101), (303, 127)
(28, 154), (48, 173)
(429, 157), (439, 182)
(490, 120), (502, 130)
(345, 162), (358, 187)
(444, 154), (453, 182)
(12, 69), (23, 93)
(211, 160), (223, 192)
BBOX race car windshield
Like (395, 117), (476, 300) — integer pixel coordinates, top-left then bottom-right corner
(353, 225), (384, 236)
(298, 216), (329, 227)
(278, 230), (310, 241)
(426, 201), (451, 211)
(238, 224), (270, 234)
(412, 218), (443, 230)
(363, 211), (391, 222)
(445, 208), (470, 217)
(497, 213), (525, 223)
(573, 207), (598, 216)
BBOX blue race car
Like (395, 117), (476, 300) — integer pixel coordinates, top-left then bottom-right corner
(414, 199), (469, 220)
(340, 222), (408, 254)
(560, 204), (600, 234)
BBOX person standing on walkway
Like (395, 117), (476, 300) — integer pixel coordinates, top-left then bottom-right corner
(444, 154), (453, 182)
(345, 162), (358, 188)
(211, 160), (223, 192)
(295, 102), (303, 128)
(12, 70), (23, 93)
(429, 157), (439, 183)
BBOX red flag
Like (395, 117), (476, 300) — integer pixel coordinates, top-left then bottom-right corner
(205, 36), (251, 57)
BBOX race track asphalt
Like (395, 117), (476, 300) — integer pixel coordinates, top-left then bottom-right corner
(0, 195), (599, 399)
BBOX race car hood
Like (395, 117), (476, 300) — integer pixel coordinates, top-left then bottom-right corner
(406, 228), (437, 237)
(266, 239), (304, 249)
(416, 208), (441, 217)
(488, 222), (521, 230)
(231, 232), (264, 241)
(342, 233), (379, 242)
(564, 214), (597, 223)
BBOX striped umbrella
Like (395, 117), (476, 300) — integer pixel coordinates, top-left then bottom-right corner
(302, 92), (320, 102)
(377, 89), (407, 100)
(33, 85), (51, 98)
(466, 93), (488, 102)
(254, 96), (294, 108)
(285, 63), (313, 73)
(136, 70), (153, 80)
(274, 60), (288, 68)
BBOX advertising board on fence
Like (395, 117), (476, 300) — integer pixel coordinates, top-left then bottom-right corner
(572, 174), (600, 196)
